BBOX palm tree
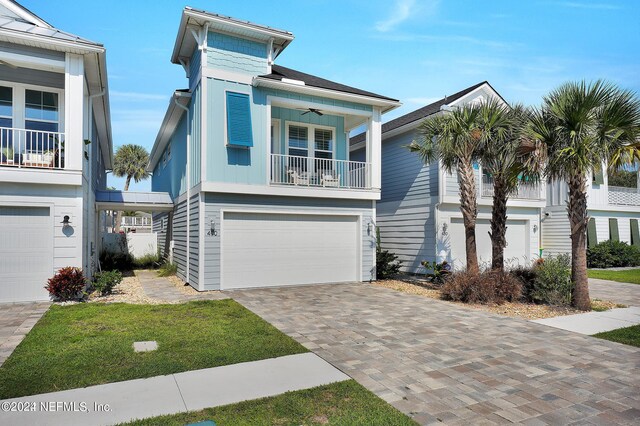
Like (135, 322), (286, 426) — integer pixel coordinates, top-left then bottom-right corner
(530, 80), (640, 310)
(408, 103), (484, 273)
(478, 101), (546, 270)
(112, 144), (150, 233)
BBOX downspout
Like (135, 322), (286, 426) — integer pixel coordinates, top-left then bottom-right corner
(174, 92), (191, 284)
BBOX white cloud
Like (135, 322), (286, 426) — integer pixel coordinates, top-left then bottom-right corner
(110, 91), (168, 102)
(375, 0), (418, 32)
(558, 2), (621, 10)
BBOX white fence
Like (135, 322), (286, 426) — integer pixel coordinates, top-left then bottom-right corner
(270, 153), (371, 189)
(102, 232), (157, 259)
(0, 127), (66, 169)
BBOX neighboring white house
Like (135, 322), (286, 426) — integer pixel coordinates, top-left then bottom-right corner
(0, 0), (112, 302)
(351, 82), (546, 272)
(148, 7), (400, 291)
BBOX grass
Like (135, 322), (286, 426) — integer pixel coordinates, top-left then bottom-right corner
(0, 300), (307, 399)
(120, 380), (416, 426)
(588, 268), (640, 284)
(593, 325), (640, 348)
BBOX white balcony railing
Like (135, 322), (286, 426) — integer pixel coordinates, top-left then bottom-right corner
(121, 216), (152, 227)
(270, 153), (371, 190)
(0, 127), (66, 170)
(481, 175), (542, 200)
(608, 186), (640, 206)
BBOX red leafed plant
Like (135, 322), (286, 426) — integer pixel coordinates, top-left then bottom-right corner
(45, 267), (86, 301)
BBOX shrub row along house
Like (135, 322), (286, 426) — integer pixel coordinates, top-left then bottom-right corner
(0, 1), (638, 302)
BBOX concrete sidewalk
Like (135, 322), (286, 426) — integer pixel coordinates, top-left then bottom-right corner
(0, 353), (349, 426)
(532, 307), (640, 334)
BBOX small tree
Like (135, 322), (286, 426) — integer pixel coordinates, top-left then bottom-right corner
(112, 145), (150, 233)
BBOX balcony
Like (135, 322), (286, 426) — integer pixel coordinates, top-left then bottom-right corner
(481, 175), (543, 200)
(608, 186), (640, 206)
(270, 153), (371, 190)
(0, 127), (66, 170)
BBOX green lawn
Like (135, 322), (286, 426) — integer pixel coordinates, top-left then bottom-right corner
(0, 300), (307, 399)
(121, 380), (416, 426)
(594, 325), (640, 348)
(588, 268), (640, 284)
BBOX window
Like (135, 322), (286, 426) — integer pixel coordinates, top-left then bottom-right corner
(288, 125), (308, 157)
(314, 128), (333, 159)
(0, 86), (12, 128)
(226, 92), (253, 147)
(25, 89), (59, 132)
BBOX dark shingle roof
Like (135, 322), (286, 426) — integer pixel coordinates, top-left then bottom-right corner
(350, 81), (493, 144)
(259, 65), (398, 102)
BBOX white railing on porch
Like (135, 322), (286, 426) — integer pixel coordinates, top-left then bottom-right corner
(0, 127), (66, 170)
(608, 186), (640, 206)
(481, 175), (542, 200)
(121, 216), (152, 227)
(270, 153), (371, 190)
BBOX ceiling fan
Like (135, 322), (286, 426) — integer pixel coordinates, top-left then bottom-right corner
(299, 108), (323, 116)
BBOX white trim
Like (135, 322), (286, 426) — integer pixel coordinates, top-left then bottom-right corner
(201, 181), (380, 200)
(0, 167), (81, 185)
(200, 78), (208, 189)
(254, 78), (400, 112)
(198, 191), (206, 291)
(0, 50), (64, 73)
(270, 118), (281, 153)
(0, 29), (104, 55)
(0, 1), (52, 28)
(203, 67), (253, 85)
(219, 208), (362, 290)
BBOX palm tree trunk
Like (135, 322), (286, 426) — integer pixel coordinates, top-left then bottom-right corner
(490, 177), (509, 271)
(114, 176), (131, 234)
(567, 174), (590, 311)
(457, 161), (479, 274)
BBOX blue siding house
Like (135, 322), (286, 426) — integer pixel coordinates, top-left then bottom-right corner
(148, 7), (400, 290)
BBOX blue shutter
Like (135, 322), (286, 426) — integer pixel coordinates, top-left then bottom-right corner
(226, 92), (253, 148)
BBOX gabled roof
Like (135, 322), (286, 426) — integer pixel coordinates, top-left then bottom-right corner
(172, 7), (294, 65)
(350, 81), (504, 145)
(258, 65), (399, 103)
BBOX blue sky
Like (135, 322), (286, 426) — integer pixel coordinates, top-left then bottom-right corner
(22, 0), (640, 191)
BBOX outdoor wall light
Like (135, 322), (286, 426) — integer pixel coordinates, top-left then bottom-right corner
(208, 220), (217, 236)
(61, 215), (71, 228)
(368, 221), (374, 235)
(441, 222), (448, 236)
(533, 224), (538, 233)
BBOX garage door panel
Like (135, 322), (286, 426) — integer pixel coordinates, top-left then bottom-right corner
(222, 212), (359, 289)
(0, 207), (53, 303)
(449, 218), (528, 270)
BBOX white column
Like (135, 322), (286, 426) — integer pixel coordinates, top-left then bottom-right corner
(64, 53), (84, 171)
(370, 107), (382, 190)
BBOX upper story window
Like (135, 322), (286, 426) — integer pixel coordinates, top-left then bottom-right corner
(287, 123), (335, 160)
(0, 86), (12, 128)
(25, 89), (59, 132)
(226, 92), (253, 147)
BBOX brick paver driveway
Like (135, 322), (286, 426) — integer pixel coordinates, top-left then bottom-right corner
(0, 302), (50, 366)
(231, 283), (640, 425)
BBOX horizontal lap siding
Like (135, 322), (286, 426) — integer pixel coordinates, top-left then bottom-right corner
(173, 199), (187, 282)
(189, 196), (199, 285)
(152, 212), (170, 258)
(379, 131), (438, 273)
(203, 193), (375, 290)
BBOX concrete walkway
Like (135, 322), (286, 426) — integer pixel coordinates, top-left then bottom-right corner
(136, 270), (226, 302)
(532, 307), (640, 334)
(0, 353), (348, 426)
(231, 282), (640, 425)
(0, 302), (50, 366)
(589, 278), (640, 307)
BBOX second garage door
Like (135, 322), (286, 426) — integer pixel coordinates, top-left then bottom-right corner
(222, 212), (359, 289)
(0, 206), (53, 303)
(449, 218), (529, 269)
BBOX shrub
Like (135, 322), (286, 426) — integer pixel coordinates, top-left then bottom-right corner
(587, 240), (640, 268)
(45, 267), (86, 301)
(157, 261), (178, 277)
(441, 270), (522, 304)
(92, 270), (123, 296)
(510, 266), (538, 301)
(376, 249), (402, 279)
(133, 253), (161, 269)
(530, 254), (573, 306)
(421, 260), (452, 285)
(99, 251), (134, 271)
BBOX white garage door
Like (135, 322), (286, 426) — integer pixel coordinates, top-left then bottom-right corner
(222, 212), (359, 289)
(449, 218), (528, 269)
(0, 207), (53, 303)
